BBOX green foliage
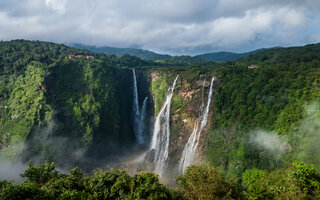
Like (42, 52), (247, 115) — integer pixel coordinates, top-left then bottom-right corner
(1, 162), (320, 200)
(242, 168), (268, 188)
(44, 168), (87, 200)
(0, 40), (138, 163)
(86, 169), (131, 199)
(171, 95), (184, 111)
(2, 40), (320, 200)
(241, 162), (320, 199)
(176, 164), (240, 199)
(48, 59), (117, 147)
(0, 181), (52, 200)
(241, 168), (271, 199)
(291, 162), (320, 197)
(0, 61), (53, 157)
(150, 71), (176, 114)
(207, 43), (320, 177)
(22, 161), (59, 186)
(130, 172), (174, 199)
(0, 162), (178, 200)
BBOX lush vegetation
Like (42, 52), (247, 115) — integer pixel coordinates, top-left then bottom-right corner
(1, 162), (319, 199)
(0, 161), (179, 200)
(207, 43), (320, 177)
(0, 40), (149, 166)
(1, 39), (320, 198)
(0, 62), (53, 157)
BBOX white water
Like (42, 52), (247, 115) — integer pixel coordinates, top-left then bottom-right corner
(149, 75), (179, 177)
(132, 69), (148, 144)
(137, 97), (148, 144)
(179, 77), (215, 174)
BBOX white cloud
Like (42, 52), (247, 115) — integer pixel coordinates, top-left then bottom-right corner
(45, 0), (67, 14)
(0, 0), (319, 54)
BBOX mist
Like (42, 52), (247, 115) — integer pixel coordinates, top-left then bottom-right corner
(250, 130), (289, 154)
(249, 100), (320, 169)
(0, 158), (28, 182)
(0, 116), (83, 181)
(296, 101), (320, 168)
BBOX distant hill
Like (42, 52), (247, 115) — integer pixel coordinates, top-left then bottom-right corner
(70, 43), (281, 63)
(156, 55), (215, 66)
(196, 49), (268, 62)
(70, 43), (171, 61)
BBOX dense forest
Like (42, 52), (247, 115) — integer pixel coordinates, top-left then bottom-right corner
(207, 44), (320, 177)
(0, 161), (319, 199)
(0, 40), (150, 166)
(0, 40), (320, 199)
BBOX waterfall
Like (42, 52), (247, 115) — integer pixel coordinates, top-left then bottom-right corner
(149, 75), (179, 177)
(179, 77), (215, 174)
(132, 69), (148, 144)
(132, 69), (140, 140)
(137, 97), (148, 144)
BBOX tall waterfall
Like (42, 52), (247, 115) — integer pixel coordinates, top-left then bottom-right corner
(132, 69), (148, 144)
(149, 75), (179, 177)
(179, 77), (215, 174)
(137, 97), (148, 144)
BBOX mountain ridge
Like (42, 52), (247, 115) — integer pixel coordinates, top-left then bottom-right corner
(70, 43), (171, 61)
(70, 43), (283, 62)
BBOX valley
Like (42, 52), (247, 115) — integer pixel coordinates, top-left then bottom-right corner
(0, 40), (320, 199)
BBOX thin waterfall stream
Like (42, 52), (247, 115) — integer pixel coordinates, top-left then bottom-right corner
(179, 77), (215, 174)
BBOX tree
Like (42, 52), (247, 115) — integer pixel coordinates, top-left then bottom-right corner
(21, 161), (59, 187)
(85, 168), (131, 200)
(130, 172), (176, 200)
(291, 161), (320, 198)
(176, 164), (240, 200)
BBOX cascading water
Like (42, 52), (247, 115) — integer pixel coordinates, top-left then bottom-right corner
(149, 75), (179, 177)
(137, 97), (148, 144)
(132, 69), (148, 144)
(179, 77), (215, 174)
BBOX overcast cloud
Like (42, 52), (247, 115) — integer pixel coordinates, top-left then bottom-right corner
(0, 0), (320, 54)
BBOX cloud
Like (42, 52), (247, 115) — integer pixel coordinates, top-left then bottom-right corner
(45, 0), (67, 14)
(250, 130), (290, 154)
(0, 0), (319, 54)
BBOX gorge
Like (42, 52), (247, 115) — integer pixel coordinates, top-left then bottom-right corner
(1, 40), (320, 184)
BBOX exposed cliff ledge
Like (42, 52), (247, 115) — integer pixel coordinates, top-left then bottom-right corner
(148, 70), (218, 178)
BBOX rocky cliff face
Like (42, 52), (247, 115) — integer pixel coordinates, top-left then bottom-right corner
(146, 70), (218, 178)
(0, 60), (142, 169)
(0, 61), (218, 177)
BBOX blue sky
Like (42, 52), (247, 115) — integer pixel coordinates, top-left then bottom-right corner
(0, 0), (320, 55)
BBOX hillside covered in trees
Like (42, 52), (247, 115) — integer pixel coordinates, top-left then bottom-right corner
(207, 44), (320, 177)
(0, 40), (320, 199)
